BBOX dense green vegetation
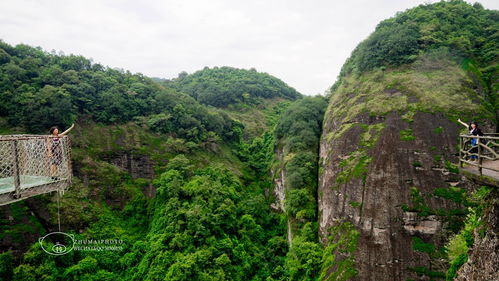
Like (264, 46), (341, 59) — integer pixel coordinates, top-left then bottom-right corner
(0, 38), (322, 280)
(0, 115), (290, 280)
(1, 1), (498, 280)
(232, 96), (329, 280)
(0, 41), (245, 142)
(462, 58), (499, 131)
(333, 0), (499, 130)
(445, 186), (494, 280)
(274, 97), (327, 228)
(164, 67), (301, 108)
(273, 97), (328, 280)
(129, 162), (286, 280)
(340, 0), (498, 77)
(0, 95), (325, 281)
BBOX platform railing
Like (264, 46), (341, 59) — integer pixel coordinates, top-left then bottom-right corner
(0, 135), (71, 205)
(459, 134), (499, 176)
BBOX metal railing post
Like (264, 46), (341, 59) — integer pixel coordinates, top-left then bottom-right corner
(459, 135), (463, 167)
(12, 140), (21, 198)
(67, 137), (72, 185)
(478, 136), (483, 176)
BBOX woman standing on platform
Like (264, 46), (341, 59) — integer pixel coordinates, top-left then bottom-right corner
(458, 119), (483, 161)
(47, 124), (74, 179)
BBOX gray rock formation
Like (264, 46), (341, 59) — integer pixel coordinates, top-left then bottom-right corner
(455, 200), (499, 281)
(319, 111), (466, 280)
(102, 150), (154, 180)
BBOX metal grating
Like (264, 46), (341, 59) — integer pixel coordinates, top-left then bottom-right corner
(0, 135), (72, 205)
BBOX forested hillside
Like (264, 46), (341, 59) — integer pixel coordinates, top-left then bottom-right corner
(164, 67), (301, 107)
(339, 1), (497, 76)
(0, 42), (244, 142)
(0, 39), (327, 280)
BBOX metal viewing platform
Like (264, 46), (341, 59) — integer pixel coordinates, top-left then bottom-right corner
(0, 135), (72, 205)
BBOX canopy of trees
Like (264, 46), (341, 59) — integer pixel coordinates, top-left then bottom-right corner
(165, 67), (302, 107)
(125, 161), (290, 280)
(340, 0), (498, 76)
(0, 41), (241, 142)
(274, 97), (329, 279)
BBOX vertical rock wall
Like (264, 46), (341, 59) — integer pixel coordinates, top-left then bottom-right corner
(319, 111), (467, 280)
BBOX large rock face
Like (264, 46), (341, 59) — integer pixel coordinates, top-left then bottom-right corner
(319, 112), (461, 280)
(101, 151), (154, 180)
(318, 59), (483, 280)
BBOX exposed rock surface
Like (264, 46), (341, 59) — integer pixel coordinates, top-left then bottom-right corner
(272, 147), (294, 245)
(455, 199), (499, 281)
(101, 150), (154, 180)
(271, 148), (286, 213)
(319, 110), (467, 280)
(402, 213), (441, 236)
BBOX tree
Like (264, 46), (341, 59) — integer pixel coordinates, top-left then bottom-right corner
(463, 59), (499, 132)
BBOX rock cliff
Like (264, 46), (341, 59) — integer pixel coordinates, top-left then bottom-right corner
(317, 2), (499, 278)
(318, 57), (485, 280)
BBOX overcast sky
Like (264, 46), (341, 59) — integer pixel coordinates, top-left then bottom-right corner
(0, 0), (497, 95)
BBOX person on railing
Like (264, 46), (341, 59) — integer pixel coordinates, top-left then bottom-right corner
(47, 124), (74, 180)
(458, 119), (483, 161)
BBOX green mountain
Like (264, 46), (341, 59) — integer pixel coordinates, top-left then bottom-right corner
(0, 40), (311, 280)
(164, 66), (301, 108)
(0, 42), (245, 143)
(318, 1), (498, 280)
(339, 0), (497, 77)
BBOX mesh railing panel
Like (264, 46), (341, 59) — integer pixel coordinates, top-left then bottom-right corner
(0, 141), (15, 190)
(0, 135), (71, 203)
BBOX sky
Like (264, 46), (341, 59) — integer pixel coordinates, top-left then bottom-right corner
(0, 0), (498, 95)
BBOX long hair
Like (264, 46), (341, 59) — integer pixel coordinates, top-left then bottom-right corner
(469, 121), (478, 131)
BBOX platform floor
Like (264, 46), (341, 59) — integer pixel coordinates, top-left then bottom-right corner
(460, 160), (499, 186)
(0, 175), (65, 194)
